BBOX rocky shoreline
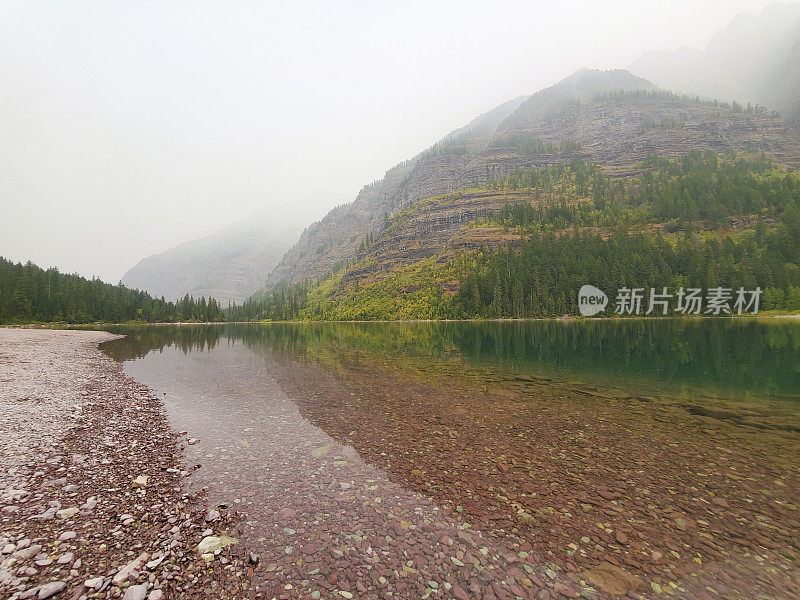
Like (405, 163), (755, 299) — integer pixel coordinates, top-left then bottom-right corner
(3, 327), (799, 600)
(0, 329), (247, 599)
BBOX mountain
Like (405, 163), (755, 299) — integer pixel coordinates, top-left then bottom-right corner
(264, 94), (530, 288)
(629, 2), (800, 123)
(262, 68), (800, 296)
(232, 146), (800, 320)
(121, 215), (300, 304)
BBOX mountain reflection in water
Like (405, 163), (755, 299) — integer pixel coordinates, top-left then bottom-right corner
(100, 319), (800, 600)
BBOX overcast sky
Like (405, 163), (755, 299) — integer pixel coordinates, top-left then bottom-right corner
(0, 0), (779, 282)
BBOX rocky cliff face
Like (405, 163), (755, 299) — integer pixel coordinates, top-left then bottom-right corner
(265, 69), (800, 290)
(498, 92), (800, 167)
(122, 216), (300, 305)
(342, 190), (524, 284)
(264, 96), (531, 288)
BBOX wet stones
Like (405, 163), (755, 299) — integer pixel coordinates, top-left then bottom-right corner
(34, 507), (57, 521)
(12, 544), (42, 561)
(581, 562), (645, 596)
(78, 496), (97, 512)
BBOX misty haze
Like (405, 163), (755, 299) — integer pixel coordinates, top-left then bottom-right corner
(1, 2), (800, 600)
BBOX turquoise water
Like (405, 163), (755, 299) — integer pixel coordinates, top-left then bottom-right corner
(101, 318), (800, 401)
(98, 318), (800, 599)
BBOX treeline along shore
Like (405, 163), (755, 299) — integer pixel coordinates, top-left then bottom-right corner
(0, 257), (226, 324)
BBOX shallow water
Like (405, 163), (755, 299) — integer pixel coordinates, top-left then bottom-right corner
(101, 320), (800, 599)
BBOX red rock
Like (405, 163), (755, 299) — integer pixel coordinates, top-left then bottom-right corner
(507, 566), (523, 579)
(581, 562), (646, 596)
(596, 488), (622, 501)
(553, 582), (577, 597)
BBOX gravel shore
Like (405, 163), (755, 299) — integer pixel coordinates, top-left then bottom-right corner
(0, 329), (246, 599)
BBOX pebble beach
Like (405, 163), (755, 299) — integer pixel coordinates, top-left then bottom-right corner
(0, 329), (245, 599)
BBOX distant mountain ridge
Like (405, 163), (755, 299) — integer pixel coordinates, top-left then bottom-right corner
(121, 216), (300, 304)
(124, 4), (800, 305)
(629, 2), (800, 123)
(262, 67), (800, 292)
(500, 68), (655, 129)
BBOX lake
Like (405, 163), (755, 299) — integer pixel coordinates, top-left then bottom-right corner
(101, 319), (800, 599)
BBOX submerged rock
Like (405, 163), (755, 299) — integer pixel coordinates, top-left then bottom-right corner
(515, 510), (536, 526)
(205, 509), (220, 522)
(13, 544), (42, 560)
(581, 562), (645, 596)
(84, 577), (104, 589)
(311, 445), (331, 458)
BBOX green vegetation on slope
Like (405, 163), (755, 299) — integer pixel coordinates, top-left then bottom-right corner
(457, 152), (800, 317)
(232, 152), (800, 321)
(0, 257), (225, 324)
(489, 134), (581, 155)
(227, 258), (454, 321)
(486, 152), (796, 230)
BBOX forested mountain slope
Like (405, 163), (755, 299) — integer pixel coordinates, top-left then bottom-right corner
(230, 151), (800, 320)
(264, 69), (800, 293)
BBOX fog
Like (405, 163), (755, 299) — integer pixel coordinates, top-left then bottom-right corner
(0, 0), (777, 282)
